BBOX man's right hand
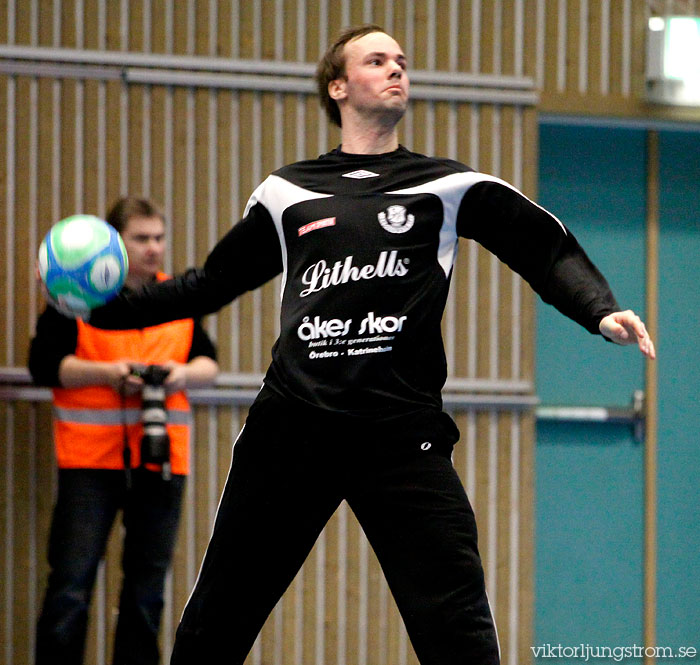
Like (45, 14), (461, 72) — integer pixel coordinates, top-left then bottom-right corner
(58, 357), (144, 394)
(107, 362), (144, 395)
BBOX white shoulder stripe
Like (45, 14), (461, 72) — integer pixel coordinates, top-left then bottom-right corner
(456, 171), (568, 235)
(245, 174), (333, 222)
(242, 175), (333, 300)
(388, 171), (566, 278)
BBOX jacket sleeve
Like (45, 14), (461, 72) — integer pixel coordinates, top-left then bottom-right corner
(188, 320), (218, 362)
(89, 201), (283, 330)
(456, 178), (619, 334)
(28, 307), (79, 386)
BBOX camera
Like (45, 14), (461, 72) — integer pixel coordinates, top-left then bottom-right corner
(131, 364), (172, 480)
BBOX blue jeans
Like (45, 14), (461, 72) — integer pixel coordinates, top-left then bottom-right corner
(36, 468), (185, 665)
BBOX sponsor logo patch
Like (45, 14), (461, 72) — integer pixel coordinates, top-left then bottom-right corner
(342, 169), (380, 179)
(298, 217), (336, 237)
(378, 204), (415, 234)
(299, 250), (409, 297)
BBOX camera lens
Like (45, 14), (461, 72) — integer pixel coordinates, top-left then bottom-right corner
(139, 365), (172, 480)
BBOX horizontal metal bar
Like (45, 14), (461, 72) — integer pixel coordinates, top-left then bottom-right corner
(0, 384), (537, 410)
(410, 84), (538, 105)
(107, 68), (540, 105)
(0, 367), (33, 383)
(126, 68), (538, 99)
(186, 388), (262, 406)
(214, 372), (266, 388)
(0, 45), (538, 105)
(443, 393), (538, 410)
(0, 368), (267, 388)
(536, 391), (646, 443)
(0, 368), (536, 410)
(0, 59), (122, 81)
(124, 67), (316, 93)
(1, 368), (533, 394)
(536, 405), (635, 423)
(0, 386), (52, 401)
(0, 368), (643, 431)
(0, 385), (261, 407)
(0, 44), (314, 76)
(444, 377), (533, 393)
(0, 44), (536, 91)
(0, 60), (539, 104)
(214, 375), (534, 396)
(410, 70), (535, 90)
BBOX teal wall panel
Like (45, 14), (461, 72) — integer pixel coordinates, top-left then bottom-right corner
(535, 124), (646, 658)
(535, 422), (643, 644)
(536, 124), (647, 407)
(536, 122), (700, 661)
(656, 130), (700, 647)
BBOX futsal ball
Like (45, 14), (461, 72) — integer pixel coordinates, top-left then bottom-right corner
(38, 214), (128, 318)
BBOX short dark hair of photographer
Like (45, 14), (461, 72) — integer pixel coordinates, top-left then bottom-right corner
(106, 196), (165, 234)
(315, 24), (385, 128)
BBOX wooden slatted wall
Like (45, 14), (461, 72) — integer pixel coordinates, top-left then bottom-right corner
(537, 0), (700, 122)
(6, 1), (690, 664)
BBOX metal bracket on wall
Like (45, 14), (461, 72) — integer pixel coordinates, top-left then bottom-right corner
(536, 390), (646, 444)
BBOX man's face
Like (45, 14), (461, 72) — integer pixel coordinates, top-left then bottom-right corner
(121, 215), (165, 282)
(332, 31), (409, 123)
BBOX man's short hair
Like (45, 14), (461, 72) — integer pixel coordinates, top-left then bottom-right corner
(106, 196), (164, 234)
(316, 24), (385, 128)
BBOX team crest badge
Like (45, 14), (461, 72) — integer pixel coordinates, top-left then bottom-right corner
(377, 205), (414, 234)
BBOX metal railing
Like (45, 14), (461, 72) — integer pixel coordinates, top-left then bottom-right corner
(1, 367), (645, 439)
(0, 44), (539, 105)
(0, 367), (539, 410)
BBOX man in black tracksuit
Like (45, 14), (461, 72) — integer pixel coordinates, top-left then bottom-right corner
(88, 25), (655, 665)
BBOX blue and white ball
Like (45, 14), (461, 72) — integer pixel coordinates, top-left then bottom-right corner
(38, 214), (128, 318)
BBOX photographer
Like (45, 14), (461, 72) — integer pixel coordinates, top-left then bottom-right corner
(28, 196), (218, 665)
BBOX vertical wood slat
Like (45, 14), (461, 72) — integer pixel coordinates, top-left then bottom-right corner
(643, 129), (659, 665)
(2, 403), (16, 665)
(537, 0), (700, 117)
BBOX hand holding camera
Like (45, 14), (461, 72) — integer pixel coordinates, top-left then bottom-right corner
(159, 360), (189, 393)
(129, 363), (172, 480)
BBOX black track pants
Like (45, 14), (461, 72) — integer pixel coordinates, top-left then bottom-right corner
(171, 388), (499, 665)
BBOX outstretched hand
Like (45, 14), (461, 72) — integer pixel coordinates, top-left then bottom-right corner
(599, 310), (656, 359)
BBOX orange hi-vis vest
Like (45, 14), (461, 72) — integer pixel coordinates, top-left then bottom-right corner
(52, 279), (195, 475)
